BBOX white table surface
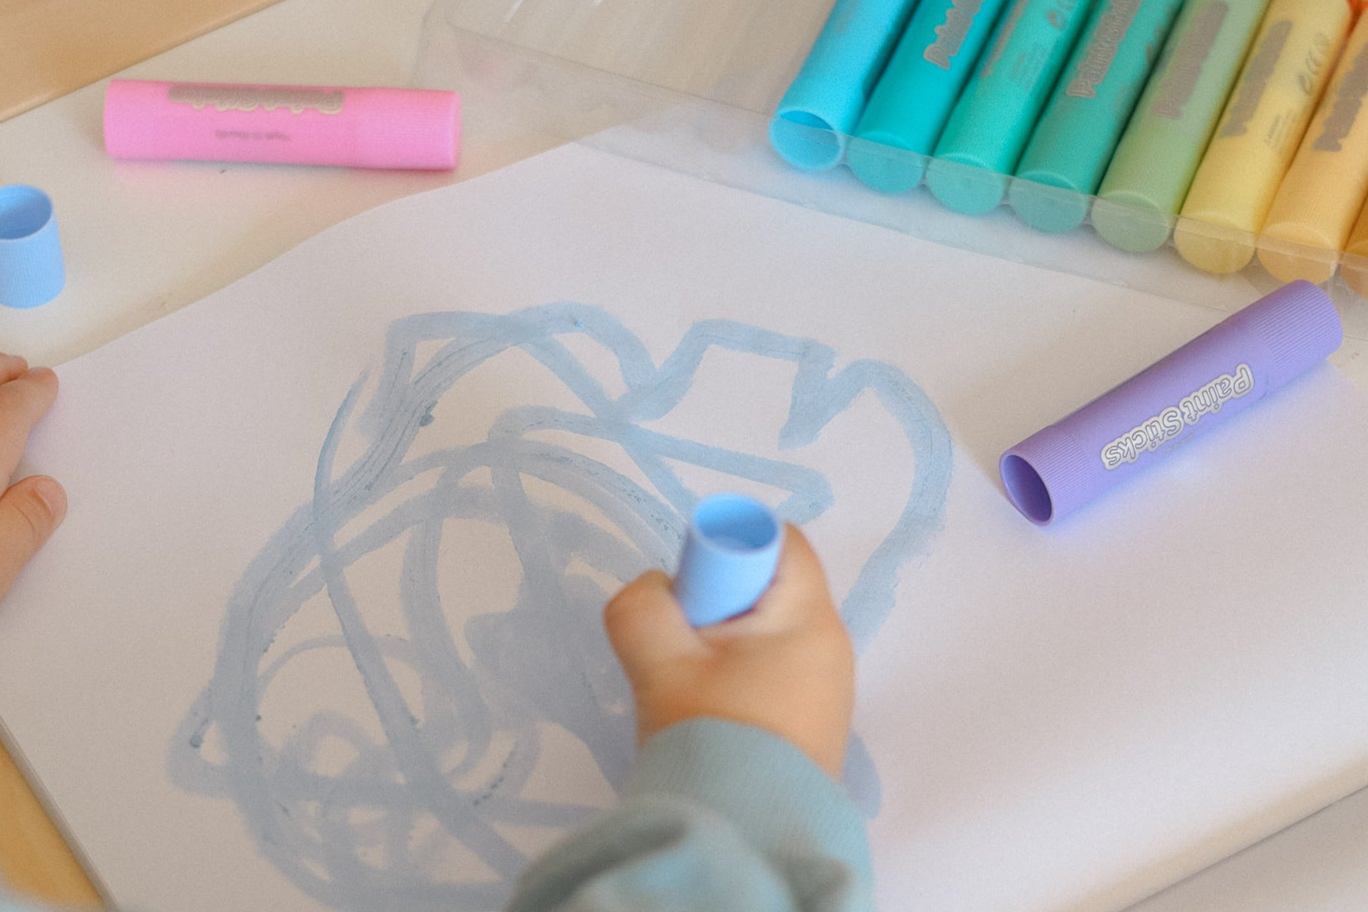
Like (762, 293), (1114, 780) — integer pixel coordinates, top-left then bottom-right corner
(2, 0), (1368, 909)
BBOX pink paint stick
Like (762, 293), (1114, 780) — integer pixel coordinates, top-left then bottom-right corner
(104, 80), (460, 170)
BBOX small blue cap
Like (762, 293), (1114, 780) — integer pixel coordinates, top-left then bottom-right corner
(0, 185), (65, 309)
(674, 494), (784, 627)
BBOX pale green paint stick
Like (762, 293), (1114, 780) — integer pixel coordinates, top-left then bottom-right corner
(1092, 0), (1271, 253)
(1009, 0), (1186, 233)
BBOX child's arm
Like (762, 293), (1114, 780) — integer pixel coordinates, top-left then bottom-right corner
(506, 526), (874, 911)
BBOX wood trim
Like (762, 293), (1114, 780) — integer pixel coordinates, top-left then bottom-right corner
(0, 0), (285, 122)
(0, 735), (101, 908)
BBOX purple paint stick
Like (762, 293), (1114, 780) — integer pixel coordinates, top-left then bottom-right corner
(1001, 280), (1343, 525)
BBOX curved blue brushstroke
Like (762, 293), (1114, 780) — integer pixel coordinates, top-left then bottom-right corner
(168, 303), (952, 911)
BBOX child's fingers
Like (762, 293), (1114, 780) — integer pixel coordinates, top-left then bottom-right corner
(0, 475), (66, 598)
(603, 569), (703, 681)
(725, 524), (839, 634)
(0, 367), (58, 478)
(0, 353), (31, 384)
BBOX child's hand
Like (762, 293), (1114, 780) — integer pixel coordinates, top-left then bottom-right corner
(0, 354), (65, 600)
(604, 525), (854, 779)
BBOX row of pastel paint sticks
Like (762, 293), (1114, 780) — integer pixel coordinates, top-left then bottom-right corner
(770, 0), (1368, 295)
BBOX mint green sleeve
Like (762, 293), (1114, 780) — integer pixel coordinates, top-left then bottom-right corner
(505, 718), (875, 912)
(2, 720), (873, 912)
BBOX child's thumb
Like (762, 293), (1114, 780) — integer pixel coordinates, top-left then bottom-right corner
(0, 475), (66, 599)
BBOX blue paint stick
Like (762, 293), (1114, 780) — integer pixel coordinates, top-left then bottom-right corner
(0, 185), (64, 309)
(849, 0), (1013, 193)
(673, 494), (784, 627)
(926, 0), (1098, 214)
(1009, 0), (1186, 232)
(769, 0), (923, 172)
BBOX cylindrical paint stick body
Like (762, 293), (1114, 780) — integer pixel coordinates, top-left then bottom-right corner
(1174, 0), (1349, 274)
(674, 494), (784, 626)
(1010, 0), (1186, 233)
(0, 185), (64, 309)
(927, 0), (1097, 215)
(1259, 7), (1368, 283)
(849, 0), (1012, 192)
(1341, 193), (1368, 298)
(104, 80), (461, 170)
(769, 0), (922, 171)
(1000, 281), (1342, 525)
(1092, 0), (1270, 253)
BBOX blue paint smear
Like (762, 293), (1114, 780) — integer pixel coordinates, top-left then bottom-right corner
(167, 303), (952, 911)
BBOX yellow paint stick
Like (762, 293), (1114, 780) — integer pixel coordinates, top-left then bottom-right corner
(1259, 7), (1368, 282)
(1173, 0), (1351, 274)
(1339, 192), (1368, 297)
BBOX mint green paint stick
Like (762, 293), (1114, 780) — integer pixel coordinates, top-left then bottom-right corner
(1009, 0), (1186, 232)
(848, 0), (1013, 193)
(1092, 0), (1271, 253)
(925, 0), (1098, 215)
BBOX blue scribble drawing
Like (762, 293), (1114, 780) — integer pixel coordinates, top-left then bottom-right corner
(168, 303), (951, 912)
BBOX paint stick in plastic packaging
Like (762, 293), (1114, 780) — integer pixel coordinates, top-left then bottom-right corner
(104, 80), (460, 170)
(1000, 281), (1342, 525)
(768, 0), (921, 171)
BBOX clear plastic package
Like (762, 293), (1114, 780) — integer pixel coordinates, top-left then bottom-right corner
(415, 0), (1368, 340)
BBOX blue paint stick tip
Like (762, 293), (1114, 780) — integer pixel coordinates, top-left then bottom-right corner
(0, 185), (64, 309)
(674, 494), (784, 627)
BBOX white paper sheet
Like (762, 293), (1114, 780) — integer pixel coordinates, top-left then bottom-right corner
(3, 143), (1368, 912)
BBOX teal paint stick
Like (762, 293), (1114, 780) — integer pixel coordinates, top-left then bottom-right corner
(1091, 0), (1271, 253)
(847, 0), (1013, 192)
(769, 0), (923, 171)
(1009, 0), (1186, 232)
(926, 0), (1098, 215)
